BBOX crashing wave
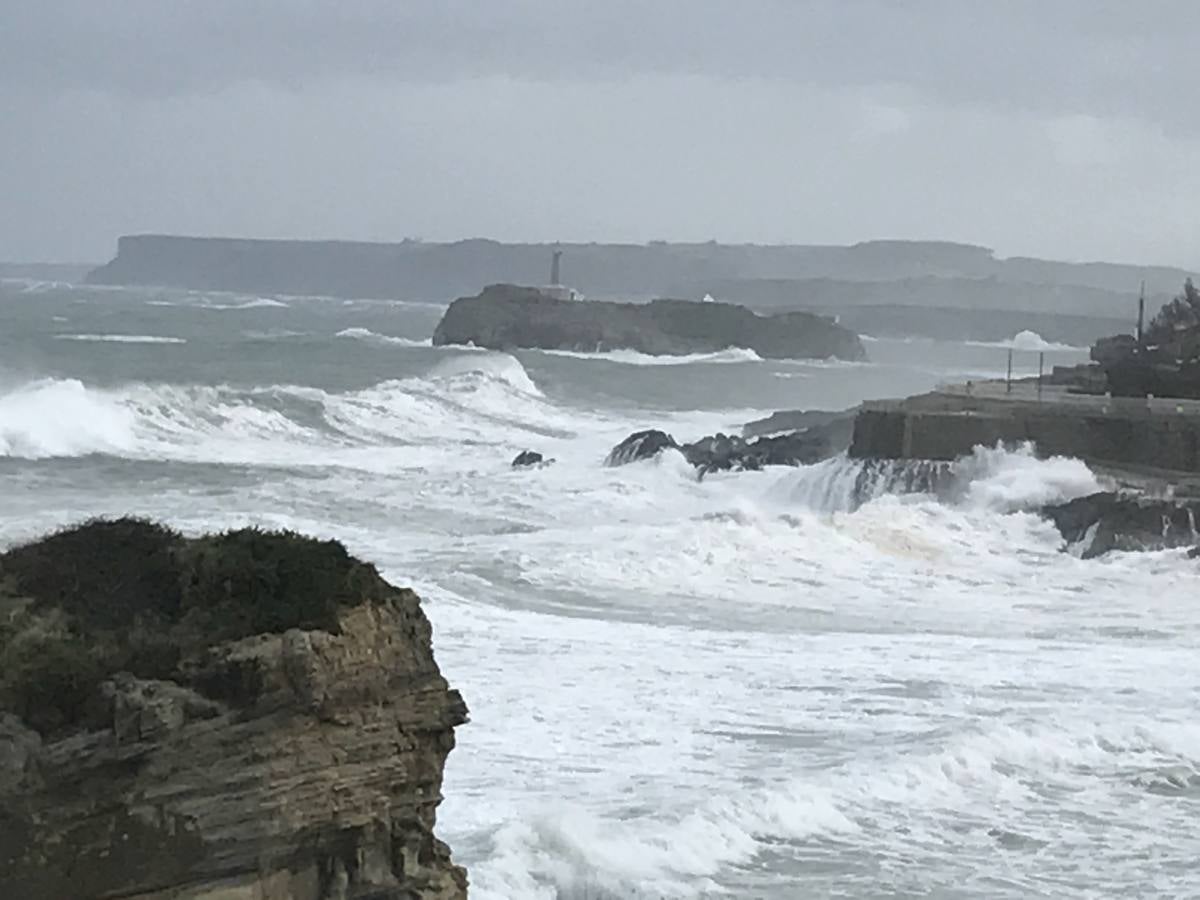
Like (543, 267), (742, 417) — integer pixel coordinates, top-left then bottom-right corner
(55, 334), (187, 344)
(0, 353), (568, 464)
(335, 327), (431, 347)
(784, 444), (1101, 514)
(539, 346), (763, 366)
(967, 330), (1086, 353)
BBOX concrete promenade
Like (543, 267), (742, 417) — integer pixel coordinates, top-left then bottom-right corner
(850, 379), (1200, 474)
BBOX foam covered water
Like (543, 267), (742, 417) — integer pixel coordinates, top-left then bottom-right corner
(2, 281), (1197, 899)
(539, 346), (764, 365)
(967, 329), (1087, 353)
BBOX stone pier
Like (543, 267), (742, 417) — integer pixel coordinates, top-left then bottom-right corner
(850, 381), (1200, 473)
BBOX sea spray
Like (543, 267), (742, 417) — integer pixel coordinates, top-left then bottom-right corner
(0, 355), (586, 465)
(0, 378), (138, 458)
(785, 443), (1102, 514)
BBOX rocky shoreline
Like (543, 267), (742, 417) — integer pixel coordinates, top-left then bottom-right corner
(2, 436), (1195, 896)
(519, 407), (1200, 559)
(0, 520), (467, 900)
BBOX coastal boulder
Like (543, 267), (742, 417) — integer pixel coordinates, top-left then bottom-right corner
(512, 449), (547, 468)
(684, 428), (848, 476)
(0, 518), (468, 900)
(1041, 492), (1200, 558)
(605, 420), (850, 476)
(605, 430), (680, 466)
(432, 284), (866, 361)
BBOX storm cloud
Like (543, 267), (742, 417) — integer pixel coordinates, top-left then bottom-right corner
(4, 1), (1199, 264)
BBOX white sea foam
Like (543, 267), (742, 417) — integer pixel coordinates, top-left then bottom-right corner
(334, 327), (431, 347)
(6, 282), (1200, 899)
(0, 354), (587, 466)
(952, 443), (1104, 511)
(0, 378), (138, 458)
(55, 333), (187, 344)
(782, 443), (1103, 515)
(538, 346), (764, 366)
(203, 297), (289, 310)
(146, 296), (289, 310)
(967, 330), (1087, 353)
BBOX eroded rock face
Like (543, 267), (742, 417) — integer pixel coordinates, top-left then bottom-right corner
(0, 519), (468, 900)
(1041, 492), (1200, 558)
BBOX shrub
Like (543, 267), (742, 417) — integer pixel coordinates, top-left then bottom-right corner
(0, 518), (388, 737)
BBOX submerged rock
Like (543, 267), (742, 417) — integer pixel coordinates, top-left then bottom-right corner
(0, 517), (468, 900)
(432, 284), (867, 361)
(1041, 492), (1200, 558)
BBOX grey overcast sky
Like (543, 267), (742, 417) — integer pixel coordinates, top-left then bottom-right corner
(3, 1), (1199, 265)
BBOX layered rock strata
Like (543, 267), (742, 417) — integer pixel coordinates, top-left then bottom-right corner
(0, 519), (467, 900)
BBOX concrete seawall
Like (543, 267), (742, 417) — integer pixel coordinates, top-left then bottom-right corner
(850, 382), (1200, 473)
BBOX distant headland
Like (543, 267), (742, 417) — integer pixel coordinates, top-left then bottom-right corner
(82, 235), (1195, 335)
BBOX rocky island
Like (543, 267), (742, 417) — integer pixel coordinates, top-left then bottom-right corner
(432, 284), (866, 360)
(0, 519), (467, 900)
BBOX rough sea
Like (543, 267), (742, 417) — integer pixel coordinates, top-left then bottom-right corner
(2, 279), (1198, 899)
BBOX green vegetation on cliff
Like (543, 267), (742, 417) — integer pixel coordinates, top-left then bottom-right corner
(0, 517), (392, 736)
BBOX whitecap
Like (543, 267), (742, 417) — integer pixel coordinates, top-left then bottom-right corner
(55, 333), (187, 344)
(967, 330), (1087, 353)
(538, 346), (763, 366)
(335, 327), (431, 347)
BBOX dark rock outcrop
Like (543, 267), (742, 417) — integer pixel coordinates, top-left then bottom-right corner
(605, 430), (680, 466)
(512, 450), (548, 468)
(0, 518), (468, 900)
(432, 285), (866, 361)
(1041, 492), (1200, 558)
(686, 430), (837, 477)
(605, 417), (851, 474)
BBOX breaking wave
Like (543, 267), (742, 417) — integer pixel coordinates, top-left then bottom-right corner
(55, 333), (187, 344)
(967, 330), (1087, 353)
(469, 715), (1200, 900)
(784, 444), (1102, 514)
(335, 327), (431, 347)
(202, 297), (289, 310)
(0, 378), (139, 458)
(146, 296), (288, 310)
(538, 347), (763, 366)
(0, 354), (582, 465)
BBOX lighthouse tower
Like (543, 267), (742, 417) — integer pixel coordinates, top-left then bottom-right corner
(541, 245), (581, 300)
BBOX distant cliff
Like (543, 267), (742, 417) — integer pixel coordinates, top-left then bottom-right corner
(431, 284), (866, 360)
(0, 519), (467, 900)
(682, 276), (1152, 319)
(85, 234), (1197, 311)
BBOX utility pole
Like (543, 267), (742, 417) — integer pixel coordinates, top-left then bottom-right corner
(1137, 280), (1145, 350)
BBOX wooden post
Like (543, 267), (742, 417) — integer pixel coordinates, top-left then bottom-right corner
(1006, 348), (1013, 394)
(1037, 352), (1044, 400)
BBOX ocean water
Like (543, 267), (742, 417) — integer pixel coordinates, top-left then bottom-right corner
(2, 280), (1198, 899)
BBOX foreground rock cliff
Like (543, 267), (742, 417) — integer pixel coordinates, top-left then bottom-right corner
(0, 518), (467, 900)
(432, 284), (867, 361)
